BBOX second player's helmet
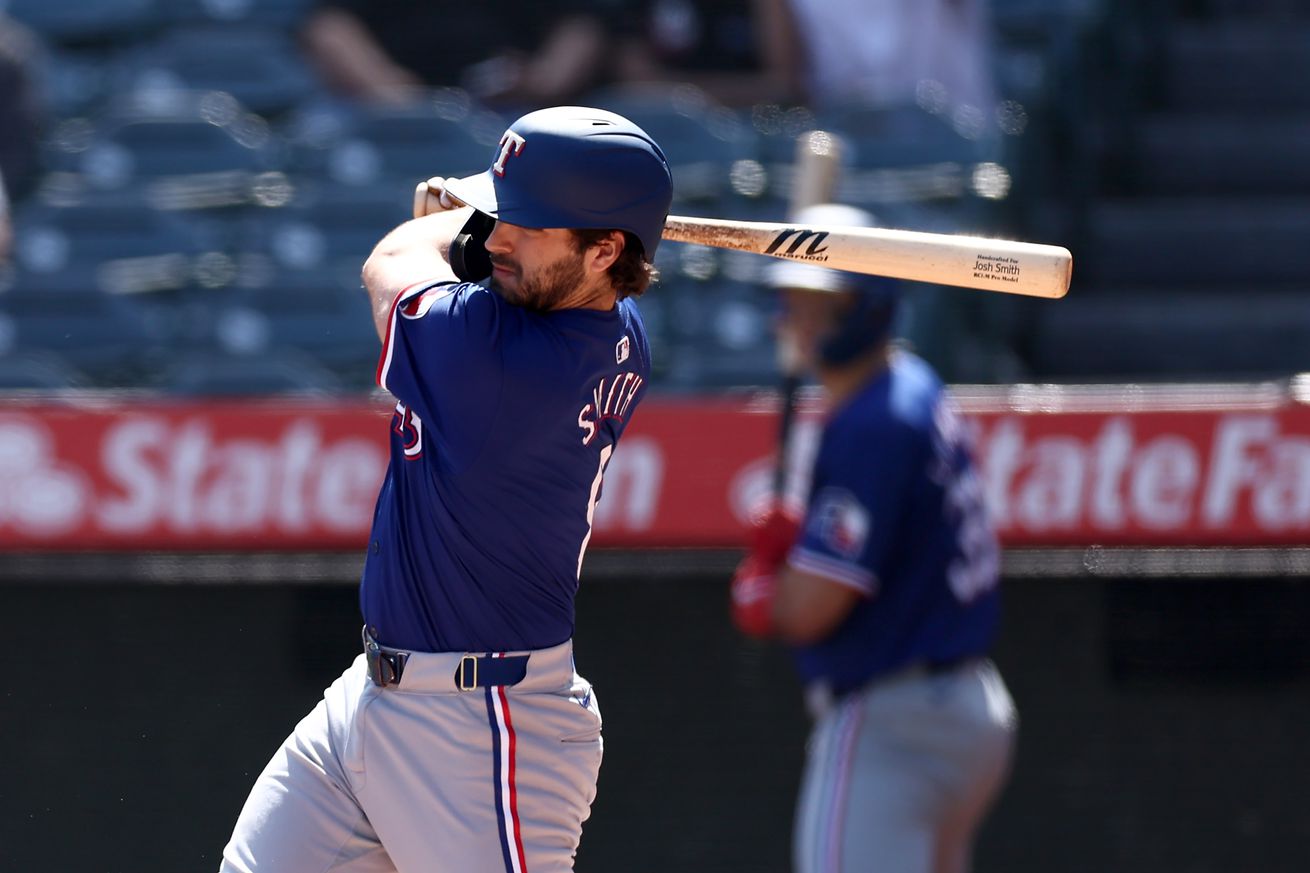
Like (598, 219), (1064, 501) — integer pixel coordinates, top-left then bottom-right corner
(767, 203), (903, 367)
(443, 106), (674, 260)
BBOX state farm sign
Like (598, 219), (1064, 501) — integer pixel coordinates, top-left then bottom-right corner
(1, 393), (1308, 550)
(974, 412), (1310, 545)
(0, 401), (391, 549)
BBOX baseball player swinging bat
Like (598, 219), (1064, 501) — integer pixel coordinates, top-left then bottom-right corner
(417, 181), (1073, 300)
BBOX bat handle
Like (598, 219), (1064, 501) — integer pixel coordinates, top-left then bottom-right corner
(773, 371), (802, 501)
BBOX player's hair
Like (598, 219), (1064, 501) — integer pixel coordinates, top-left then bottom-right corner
(570, 228), (658, 300)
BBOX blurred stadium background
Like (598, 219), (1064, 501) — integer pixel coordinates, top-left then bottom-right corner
(2, 0), (1309, 871)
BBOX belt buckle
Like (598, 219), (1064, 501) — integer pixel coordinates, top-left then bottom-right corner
(457, 654), (478, 691)
(363, 629), (408, 687)
(364, 633), (385, 686)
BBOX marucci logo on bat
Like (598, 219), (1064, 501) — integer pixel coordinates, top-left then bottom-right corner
(765, 228), (830, 261)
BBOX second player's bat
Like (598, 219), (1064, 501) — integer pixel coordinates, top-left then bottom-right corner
(773, 130), (844, 501)
(662, 215), (1072, 299)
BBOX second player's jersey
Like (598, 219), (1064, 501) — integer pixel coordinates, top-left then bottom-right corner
(362, 280), (650, 653)
(788, 351), (1000, 696)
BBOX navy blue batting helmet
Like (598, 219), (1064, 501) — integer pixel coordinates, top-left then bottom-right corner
(443, 106), (674, 260)
(767, 203), (903, 367)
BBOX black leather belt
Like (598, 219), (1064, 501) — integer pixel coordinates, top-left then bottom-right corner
(362, 627), (529, 690)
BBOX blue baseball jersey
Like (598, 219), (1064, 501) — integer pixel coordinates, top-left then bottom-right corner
(363, 280), (650, 652)
(788, 351), (1001, 696)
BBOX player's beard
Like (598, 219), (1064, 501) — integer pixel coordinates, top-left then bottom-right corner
(489, 250), (588, 312)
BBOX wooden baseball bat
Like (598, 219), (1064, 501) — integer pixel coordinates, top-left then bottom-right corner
(662, 215), (1072, 299)
(773, 130), (844, 500)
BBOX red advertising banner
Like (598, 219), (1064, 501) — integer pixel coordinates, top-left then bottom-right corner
(2, 386), (1308, 550)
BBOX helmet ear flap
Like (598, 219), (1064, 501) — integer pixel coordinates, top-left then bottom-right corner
(449, 211), (496, 282)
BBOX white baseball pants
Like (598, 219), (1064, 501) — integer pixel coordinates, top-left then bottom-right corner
(219, 639), (603, 873)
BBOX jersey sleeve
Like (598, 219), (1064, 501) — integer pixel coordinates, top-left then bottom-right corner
(790, 421), (918, 597)
(376, 280), (505, 471)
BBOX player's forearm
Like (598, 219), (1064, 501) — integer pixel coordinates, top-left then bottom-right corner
(772, 565), (860, 645)
(362, 209), (469, 340)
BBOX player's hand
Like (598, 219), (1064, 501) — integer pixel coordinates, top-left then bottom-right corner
(413, 176), (466, 219)
(747, 504), (803, 572)
(728, 504), (801, 639)
(730, 553), (778, 638)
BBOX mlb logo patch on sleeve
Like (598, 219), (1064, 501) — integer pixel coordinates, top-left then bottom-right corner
(810, 488), (871, 560)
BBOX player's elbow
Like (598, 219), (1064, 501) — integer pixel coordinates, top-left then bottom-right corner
(361, 250), (392, 296)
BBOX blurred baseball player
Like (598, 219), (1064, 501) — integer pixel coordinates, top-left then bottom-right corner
(219, 106), (673, 873)
(730, 203), (1017, 873)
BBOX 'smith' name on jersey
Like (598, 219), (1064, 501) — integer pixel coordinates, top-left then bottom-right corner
(577, 372), (643, 445)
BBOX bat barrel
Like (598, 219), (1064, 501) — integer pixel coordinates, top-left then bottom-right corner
(662, 216), (1072, 300)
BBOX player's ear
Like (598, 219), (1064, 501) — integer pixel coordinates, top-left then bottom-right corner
(585, 231), (624, 274)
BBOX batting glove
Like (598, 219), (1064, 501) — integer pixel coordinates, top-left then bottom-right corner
(747, 505), (803, 571)
(730, 554), (779, 638)
(729, 505), (802, 639)
(412, 176), (465, 219)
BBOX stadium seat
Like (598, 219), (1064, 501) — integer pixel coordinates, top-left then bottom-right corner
(234, 182), (411, 276)
(0, 282), (168, 385)
(1083, 200), (1310, 287)
(10, 195), (226, 294)
(585, 85), (758, 205)
(281, 96), (506, 188)
(987, 0), (1140, 235)
(209, 289), (380, 382)
(1028, 287), (1310, 382)
(989, 0), (1106, 37)
(654, 271), (778, 390)
(809, 103), (1010, 232)
(154, 348), (346, 396)
(0, 349), (92, 389)
(116, 25), (323, 117)
(40, 46), (118, 119)
(4, 0), (162, 45)
(43, 92), (285, 206)
(157, 0), (316, 30)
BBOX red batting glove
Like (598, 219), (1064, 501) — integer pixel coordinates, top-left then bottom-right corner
(729, 505), (803, 639)
(748, 505), (803, 571)
(730, 554), (779, 638)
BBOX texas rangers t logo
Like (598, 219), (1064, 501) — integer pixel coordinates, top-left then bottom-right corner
(493, 131), (527, 176)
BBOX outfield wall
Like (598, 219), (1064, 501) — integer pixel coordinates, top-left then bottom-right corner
(4, 566), (1309, 873)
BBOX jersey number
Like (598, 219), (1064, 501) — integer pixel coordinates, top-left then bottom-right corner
(945, 467), (998, 602)
(392, 402), (423, 460)
(576, 444), (613, 578)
